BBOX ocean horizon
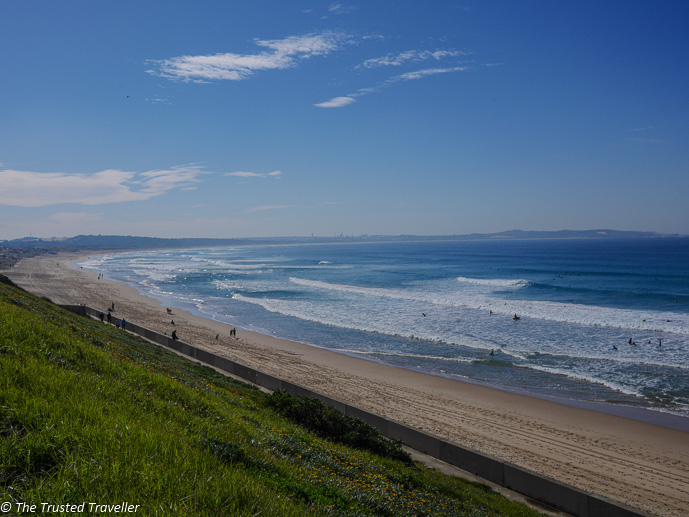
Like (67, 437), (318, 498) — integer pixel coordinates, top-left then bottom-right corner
(79, 237), (689, 420)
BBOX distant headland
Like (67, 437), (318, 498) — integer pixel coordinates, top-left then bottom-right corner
(0, 229), (682, 252)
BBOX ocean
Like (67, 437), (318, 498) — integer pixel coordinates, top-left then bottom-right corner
(79, 237), (689, 418)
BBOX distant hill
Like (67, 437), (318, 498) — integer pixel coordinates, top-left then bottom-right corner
(0, 229), (675, 252)
(2, 234), (278, 250)
(461, 229), (670, 240)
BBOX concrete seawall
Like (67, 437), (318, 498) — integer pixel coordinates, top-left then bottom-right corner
(63, 304), (652, 517)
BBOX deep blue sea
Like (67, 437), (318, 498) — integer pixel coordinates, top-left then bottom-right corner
(79, 238), (689, 418)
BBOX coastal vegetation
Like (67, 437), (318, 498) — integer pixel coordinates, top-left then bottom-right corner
(0, 247), (56, 270)
(0, 276), (544, 516)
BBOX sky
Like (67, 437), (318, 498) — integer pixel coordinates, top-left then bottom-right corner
(1, 1), (688, 240)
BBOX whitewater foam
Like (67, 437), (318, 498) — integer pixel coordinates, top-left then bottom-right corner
(77, 238), (689, 416)
(456, 276), (530, 288)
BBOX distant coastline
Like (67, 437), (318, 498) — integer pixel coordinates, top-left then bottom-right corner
(1, 228), (682, 252)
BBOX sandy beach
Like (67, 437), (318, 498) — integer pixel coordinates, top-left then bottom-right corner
(5, 253), (689, 517)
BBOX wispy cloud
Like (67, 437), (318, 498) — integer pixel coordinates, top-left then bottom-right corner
(356, 49), (470, 69)
(0, 164), (208, 207)
(628, 126), (663, 143)
(149, 31), (352, 83)
(223, 170), (282, 179)
(630, 126), (656, 132)
(146, 95), (172, 105)
(136, 165), (208, 192)
(328, 3), (357, 15)
(314, 96), (356, 108)
(244, 204), (294, 213)
(316, 65), (471, 108)
(316, 45), (473, 108)
(393, 66), (470, 81)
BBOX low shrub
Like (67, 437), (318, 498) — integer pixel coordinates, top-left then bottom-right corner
(266, 390), (412, 465)
(0, 274), (18, 288)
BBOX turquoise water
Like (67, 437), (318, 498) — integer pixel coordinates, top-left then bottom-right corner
(80, 238), (689, 417)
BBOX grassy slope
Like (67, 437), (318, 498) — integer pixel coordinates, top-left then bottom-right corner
(0, 279), (543, 516)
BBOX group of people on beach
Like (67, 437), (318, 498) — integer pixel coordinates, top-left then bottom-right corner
(95, 301), (245, 346)
(165, 312), (238, 343)
(97, 303), (126, 330)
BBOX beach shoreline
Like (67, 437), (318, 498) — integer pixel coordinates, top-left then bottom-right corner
(75, 250), (689, 433)
(4, 252), (689, 517)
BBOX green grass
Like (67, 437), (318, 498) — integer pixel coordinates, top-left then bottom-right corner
(0, 277), (544, 516)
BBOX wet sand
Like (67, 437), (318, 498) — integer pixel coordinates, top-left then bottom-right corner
(5, 253), (689, 517)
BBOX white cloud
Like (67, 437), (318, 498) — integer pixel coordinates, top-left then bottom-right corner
(393, 66), (470, 82)
(315, 66), (470, 108)
(255, 33), (345, 56)
(224, 171), (263, 178)
(628, 126), (662, 142)
(245, 205), (294, 213)
(136, 165), (208, 193)
(329, 3), (357, 15)
(315, 42), (473, 109)
(357, 49), (469, 69)
(0, 164), (208, 207)
(149, 31), (351, 82)
(146, 95), (172, 105)
(314, 96), (356, 108)
(223, 170), (282, 179)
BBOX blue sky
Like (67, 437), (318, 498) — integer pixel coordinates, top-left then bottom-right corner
(1, 1), (688, 239)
